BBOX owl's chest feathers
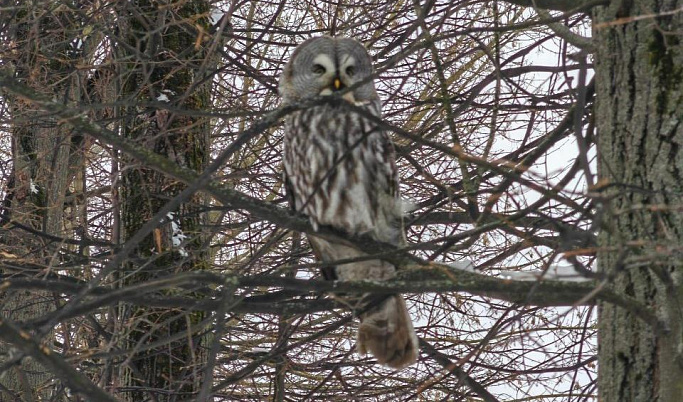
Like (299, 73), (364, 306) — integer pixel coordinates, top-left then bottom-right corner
(284, 105), (398, 239)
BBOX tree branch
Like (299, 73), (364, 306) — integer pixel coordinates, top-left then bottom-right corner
(0, 317), (119, 402)
(0, 70), (660, 332)
(501, 0), (608, 12)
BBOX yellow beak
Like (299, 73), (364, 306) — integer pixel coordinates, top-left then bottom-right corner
(334, 78), (342, 90)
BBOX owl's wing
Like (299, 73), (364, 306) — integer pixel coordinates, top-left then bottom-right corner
(383, 133), (400, 199)
(377, 131), (406, 247)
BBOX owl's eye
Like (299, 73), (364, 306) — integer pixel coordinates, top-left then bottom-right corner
(345, 66), (355, 77)
(311, 64), (326, 75)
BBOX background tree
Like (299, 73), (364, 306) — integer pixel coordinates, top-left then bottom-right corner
(114, 1), (213, 399)
(0, 2), (93, 398)
(0, 0), (679, 401)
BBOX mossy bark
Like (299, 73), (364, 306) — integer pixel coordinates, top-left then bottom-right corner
(116, 0), (212, 400)
(594, 0), (683, 400)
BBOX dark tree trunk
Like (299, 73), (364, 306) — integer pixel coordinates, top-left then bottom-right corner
(594, 0), (683, 400)
(115, 1), (212, 400)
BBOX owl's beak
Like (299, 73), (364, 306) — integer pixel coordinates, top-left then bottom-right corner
(326, 75), (354, 102)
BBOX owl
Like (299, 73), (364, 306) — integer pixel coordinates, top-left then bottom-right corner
(279, 36), (418, 369)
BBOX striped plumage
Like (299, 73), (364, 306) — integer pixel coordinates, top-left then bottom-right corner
(280, 37), (418, 369)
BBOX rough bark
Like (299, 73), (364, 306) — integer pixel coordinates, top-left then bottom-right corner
(116, 0), (212, 399)
(594, 0), (683, 400)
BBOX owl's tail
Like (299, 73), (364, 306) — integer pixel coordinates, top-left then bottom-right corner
(357, 294), (419, 369)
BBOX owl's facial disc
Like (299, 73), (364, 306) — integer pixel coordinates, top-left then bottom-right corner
(313, 54), (357, 102)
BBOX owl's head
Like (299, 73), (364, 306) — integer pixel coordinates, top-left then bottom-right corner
(279, 36), (379, 105)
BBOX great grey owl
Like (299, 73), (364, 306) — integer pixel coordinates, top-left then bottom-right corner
(279, 36), (418, 369)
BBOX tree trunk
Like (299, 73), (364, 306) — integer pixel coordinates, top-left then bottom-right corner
(0, 4), (85, 399)
(115, 1), (212, 399)
(594, 0), (683, 400)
